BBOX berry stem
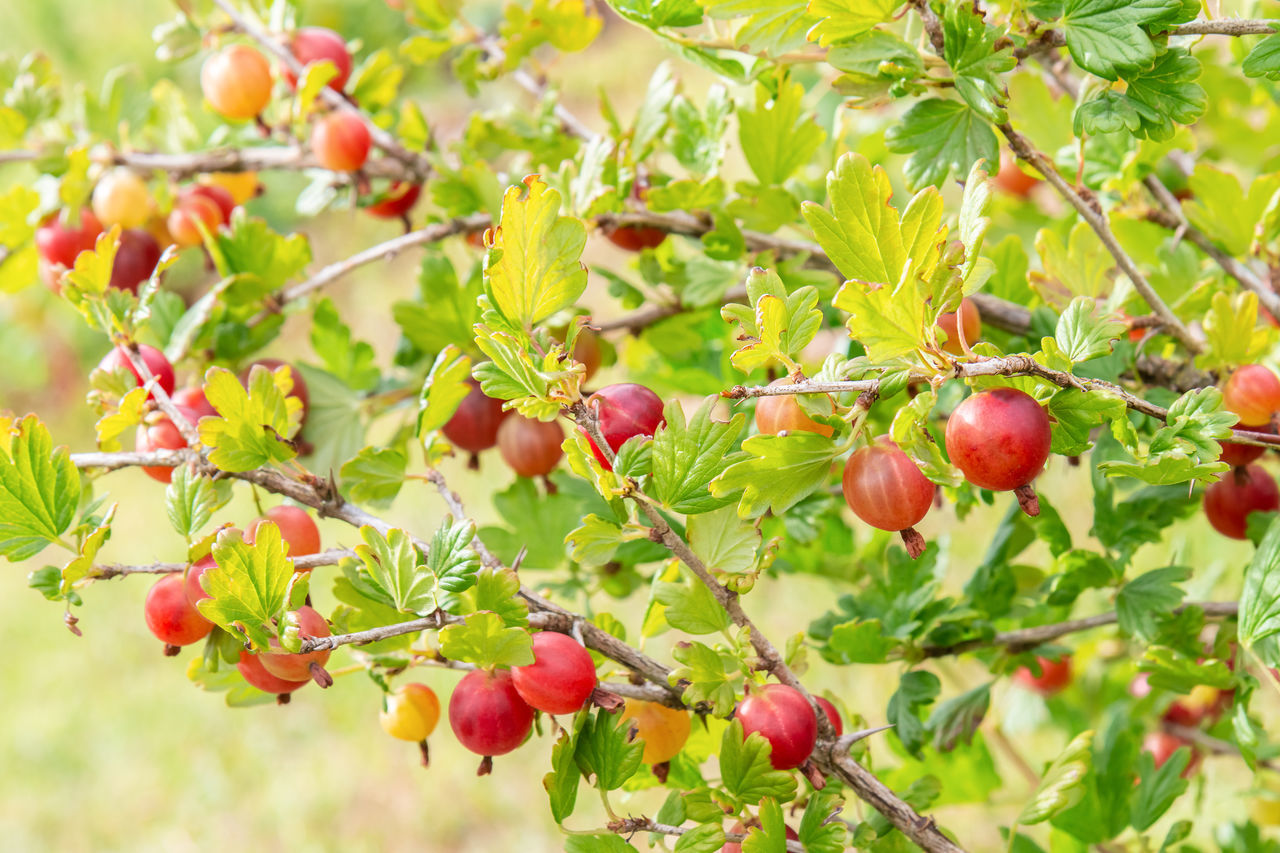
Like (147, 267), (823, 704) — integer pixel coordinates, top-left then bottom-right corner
(1014, 484), (1040, 517)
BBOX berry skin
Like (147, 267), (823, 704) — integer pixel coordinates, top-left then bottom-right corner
(364, 182), (421, 219)
(755, 380), (834, 438)
(605, 224), (667, 251)
(442, 379), (508, 457)
(1204, 464), (1280, 539)
(723, 821), (797, 853)
(240, 358), (311, 423)
(994, 152), (1038, 197)
(736, 684), (818, 771)
(449, 669), (536, 757)
(572, 328), (603, 381)
(1162, 684), (1222, 727)
(311, 112), (372, 172)
(284, 27), (352, 92)
(582, 383), (666, 470)
(144, 573), (213, 649)
(945, 387), (1051, 514)
(167, 192), (224, 248)
(201, 45), (273, 120)
(184, 553), (218, 609)
(260, 606), (332, 682)
(238, 650), (309, 695)
(511, 631), (598, 714)
(814, 696), (843, 736)
(36, 208), (103, 283)
(92, 170), (152, 229)
(187, 184), (236, 223)
(136, 406), (198, 483)
(109, 229), (162, 293)
(842, 436), (934, 558)
(1013, 655), (1072, 696)
(497, 415), (565, 478)
(1220, 440), (1267, 469)
(97, 344), (176, 400)
(247, 505), (321, 558)
(621, 699), (691, 765)
(1224, 365), (1280, 427)
(381, 683), (441, 742)
(1142, 731), (1200, 777)
(936, 298), (982, 355)
(172, 386), (217, 419)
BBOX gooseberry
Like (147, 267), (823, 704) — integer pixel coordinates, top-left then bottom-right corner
(144, 573), (213, 652)
(936, 298), (981, 355)
(842, 436), (934, 558)
(91, 170), (152, 229)
(247, 505), (321, 558)
(238, 650), (309, 696)
(380, 683), (441, 742)
(945, 387), (1051, 515)
(449, 669), (536, 758)
(1224, 364), (1280, 427)
(364, 182), (421, 219)
(109, 229), (162, 293)
(621, 698), (691, 765)
(97, 344), (176, 400)
(815, 696), (843, 736)
(582, 383), (665, 470)
(311, 112), (371, 172)
(736, 683), (818, 770)
(511, 631), (598, 714)
(442, 379), (508, 459)
(284, 27), (352, 92)
(259, 606), (332, 683)
(605, 224), (667, 251)
(201, 44), (273, 120)
(497, 415), (565, 478)
(1013, 655), (1072, 696)
(136, 405), (198, 483)
(755, 380), (834, 437)
(1204, 464), (1280, 539)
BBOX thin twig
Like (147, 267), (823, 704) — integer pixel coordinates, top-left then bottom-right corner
(90, 547), (353, 579)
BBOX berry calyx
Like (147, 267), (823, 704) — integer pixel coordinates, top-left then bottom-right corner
(936, 298), (982, 355)
(582, 383), (665, 470)
(259, 606), (332, 684)
(1013, 655), (1072, 696)
(237, 650), (309, 697)
(605, 224), (667, 252)
(945, 387), (1051, 516)
(92, 170), (152, 229)
(284, 27), (352, 92)
(449, 669), (536, 760)
(755, 380), (834, 438)
(497, 415), (565, 479)
(364, 182), (421, 219)
(144, 573), (213, 652)
(736, 683), (818, 770)
(621, 699), (691, 765)
(109, 229), (162, 293)
(201, 45), (273, 120)
(311, 112), (372, 172)
(1224, 364), (1280, 427)
(442, 379), (508, 461)
(97, 344), (176, 400)
(247, 505), (321, 558)
(381, 683), (441, 742)
(511, 631), (598, 714)
(842, 436), (935, 558)
(1204, 464), (1280, 539)
(136, 406), (198, 483)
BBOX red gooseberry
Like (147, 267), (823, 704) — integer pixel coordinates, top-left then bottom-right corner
(109, 229), (162, 293)
(755, 380), (834, 437)
(238, 650), (309, 696)
(582, 383), (665, 470)
(136, 405), (199, 483)
(511, 631), (598, 714)
(842, 436), (935, 558)
(97, 344), (176, 400)
(945, 387), (1051, 516)
(815, 696), (843, 736)
(1224, 364), (1280, 427)
(311, 112), (372, 172)
(36, 208), (103, 286)
(1204, 464), (1280, 539)
(247, 505), (321, 559)
(259, 606), (332, 683)
(442, 378), (508, 460)
(1013, 655), (1072, 696)
(1162, 684), (1222, 728)
(284, 27), (352, 91)
(172, 386), (217, 419)
(364, 182), (422, 219)
(201, 45), (273, 120)
(994, 152), (1039, 197)
(184, 553), (218, 609)
(497, 415), (565, 478)
(166, 191), (224, 248)
(144, 573), (213, 652)
(936, 298), (982, 355)
(605, 224), (667, 252)
(449, 669), (536, 759)
(736, 683), (818, 771)
(1142, 731), (1200, 777)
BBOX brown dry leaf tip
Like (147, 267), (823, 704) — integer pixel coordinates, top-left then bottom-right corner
(310, 662), (334, 688)
(1014, 484), (1041, 517)
(477, 756), (494, 776)
(900, 528), (927, 559)
(590, 688), (625, 712)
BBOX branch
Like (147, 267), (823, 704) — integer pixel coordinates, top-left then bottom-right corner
(911, 0), (947, 55)
(90, 547), (353, 580)
(821, 752), (965, 853)
(920, 601), (1239, 658)
(1163, 721), (1280, 771)
(1015, 19), (1279, 59)
(998, 124), (1202, 354)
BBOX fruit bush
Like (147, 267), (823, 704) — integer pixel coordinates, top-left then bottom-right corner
(9, 0), (1280, 850)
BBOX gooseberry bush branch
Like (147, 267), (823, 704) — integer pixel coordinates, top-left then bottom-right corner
(9, 0), (1280, 851)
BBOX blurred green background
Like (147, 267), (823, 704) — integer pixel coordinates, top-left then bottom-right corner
(0, 1), (1273, 851)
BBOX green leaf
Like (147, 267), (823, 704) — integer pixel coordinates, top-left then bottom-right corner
(1051, 297), (1124, 365)
(339, 446), (407, 509)
(721, 268), (824, 374)
(719, 719), (798, 805)
(742, 798), (789, 853)
(197, 525), (298, 649)
(425, 517), (483, 594)
(442, 566), (529, 628)
(887, 670), (941, 758)
(1117, 48), (1205, 141)
(485, 176), (588, 329)
(565, 513), (626, 566)
(352, 525), (436, 615)
(737, 78), (826, 186)
(709, 433), (841, 518)
(943, 0), (1016, 124)
(1130, 745), (1189, 831)
(438, 611), (534, 668)
(564, 834), (637, 853)
(198, 365), (301, 472)
(825, 619), (896, 664)
(1138, 645), (1235, 693)
(1183, 166), (1280, 258)
(1018, 730), (1093, 825)
(807, 0), (902, 46)
(211, 214), (312, 295)
(393, 255), (485, 355)
(802, 152), (910, 287)
(927, 682), (991, 751)
(669, 641), (740, 716)
(1029, 222), (1112, 308)
(310, 298), (379, 392)
(1239, 516), (1280, 650)
(884, 99), (999, 190)
(1243, 32), (1280, 80)
(0, 415), (79, 560)
(1047, 390), (1127, 456)
(164, 466), (228, 540)
(575, 707), (643, 791)
(687, 505), (760, 574)
(655, 574), (732, 635)
(1059, 0), (1181, 81)
(544, 724), (583, 823)
(674, 822), (725, 853)
(417, 346), (473, 438)
(59, 505), (115, 595)
(797, 790), (847, 853)
(1201, 291), (1267, 372)
(1115, 566), (1188, 641)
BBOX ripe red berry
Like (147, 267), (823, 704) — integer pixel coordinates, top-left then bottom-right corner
(364, 182), (421, 219)
(936, 298), (982, 355)
(184, 553), (218, 608)
(201, 45), (273, 120)
(311, 112), (372, 172)
(449, 669), (536, 757)
(582, 383), (665, 470)
(736, 683), (818, 770)
(511, 632), (598, 714)
(241, 358), (310, 424)
(1204, 464), (1280, 539)
(497, 415), (565, 478)
(842, 436), (934, 558)
(1162, 684), (1222, 728)
(755, 380), (834, 437)
(247, 505), (321, 558)
(284, 27), (352, 92)
(945, 387), (1051, 515)
(605, 224), (667, 252)
(723, 821), (797, 853)
(144, 573), (213, 650)
(167, 191), (225, 248)
(260, 606), (332, 682)
(97, 344), (176, 400)
(238, 650), (309, 696)
(1013, 655), (1072, 696)
(187, 184), (236, 223)
(814, 696), (843, 736)
(109, 229), (162, 293)
(172, 386), (217, 419)
(1224, 365), (1280, 427)
(36, 208), (103, 283)
(1220, 439), (1267, 468)
(136, 405), (198, 483)
(994, 153), (1038, 198)
(442, 379), (508, 458)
